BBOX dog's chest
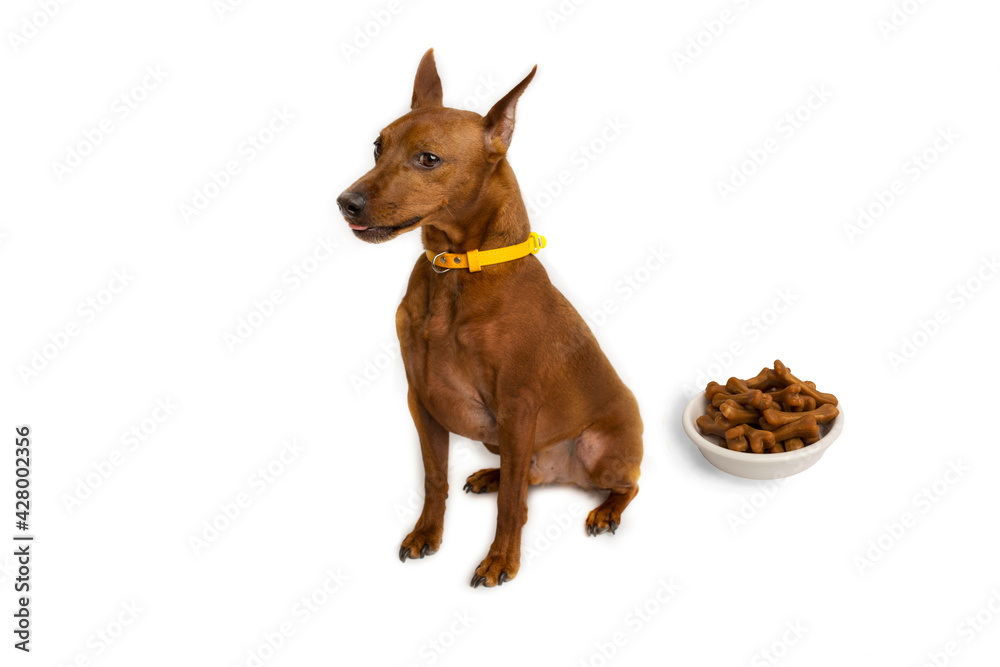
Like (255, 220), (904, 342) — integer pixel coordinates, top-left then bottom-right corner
(396, 287), (499, 442)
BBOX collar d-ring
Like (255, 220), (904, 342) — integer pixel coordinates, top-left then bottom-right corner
(431, 251), (451, 273)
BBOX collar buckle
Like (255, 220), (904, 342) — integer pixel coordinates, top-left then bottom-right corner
(528, 232), (546, 254)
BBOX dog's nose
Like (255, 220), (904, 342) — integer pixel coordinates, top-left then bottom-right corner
(337, 191), (367, 219)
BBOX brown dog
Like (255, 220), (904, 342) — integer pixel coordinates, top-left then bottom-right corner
(337, 50), (643, 588)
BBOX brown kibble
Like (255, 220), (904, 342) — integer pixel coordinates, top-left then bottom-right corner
(784, 438), (805, 451)
(747, 425), (775, 453)
(772, 360), (838, 406)
(770, 415), (819, 442)
(725, 424), (775, 454)
(764, 369), (786, 388)
(726, 377), (751, 394)
(745, 367), (775, 390)
(763, 403), (839, 427)
(719, 400), (760, 425)
(750, 390), (775, 410)
(700, 362), (839, 454)
(705, 381), (730, 400)
(790, 396), (815, 412)
(714, 413), (746, 430)
(728, 435), (749, 452)
(767, 384), (804, 407)
(696, 414), (728, 438)
(745, 367), (769, 386)
(712, 389), (773, 411)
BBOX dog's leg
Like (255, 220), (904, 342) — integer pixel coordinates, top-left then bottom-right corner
(582, 416), (643, 536)
(471, 409), (537, 587)
(399, 390), (450, 562)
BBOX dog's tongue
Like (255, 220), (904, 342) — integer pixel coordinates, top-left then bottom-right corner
(348, 223), (369, 231)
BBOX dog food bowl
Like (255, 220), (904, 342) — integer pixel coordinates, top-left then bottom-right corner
(681, 394), (844, 480)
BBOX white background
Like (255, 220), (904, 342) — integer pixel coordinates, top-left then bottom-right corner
(2, 0), (999, 665)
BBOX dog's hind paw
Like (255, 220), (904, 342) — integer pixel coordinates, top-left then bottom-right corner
(585, 508), (620, 536)
(463, 468), (500, 494)
(585, 487), (636, 536)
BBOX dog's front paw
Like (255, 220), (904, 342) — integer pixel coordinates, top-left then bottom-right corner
(399, 527), (442, 562)
(470, 552), (519, 588)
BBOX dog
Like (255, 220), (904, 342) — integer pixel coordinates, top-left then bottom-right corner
(337, 50), (643, 588)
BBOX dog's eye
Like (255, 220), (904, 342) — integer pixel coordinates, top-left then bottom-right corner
(373, 139), (382, 161)
(417, 152), (441, 168)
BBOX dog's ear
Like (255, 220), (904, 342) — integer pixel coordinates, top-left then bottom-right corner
(482, 66), (536, 158)
(411, 48), (443, 110)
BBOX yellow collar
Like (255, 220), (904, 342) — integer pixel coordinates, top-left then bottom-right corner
(425, 232), (546, 273)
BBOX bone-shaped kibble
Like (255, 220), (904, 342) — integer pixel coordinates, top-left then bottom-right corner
(727, 434), (749, 452)
(745, 367), (771, 388)
(773, 360), (838, 406)
(784, 438), (805, 451)
(705, 381), (730, 400)
(719, 400), (760, 425)
(795, 396), (817, 412)
(696, 414), (728, 438)
(701, 362), (839, 455)
(713, 413), (748, 430)
(769, 415), (819, 442)
(762, 403), (839, 427)
(726, 423), (776, 453)
(711, 389), (773, 411)
(725, 425), (750, 451)
(726, 377), (751, 394)
(766, 383), (804, 408)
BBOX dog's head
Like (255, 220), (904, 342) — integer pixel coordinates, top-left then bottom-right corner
(337, 49), (536, 244)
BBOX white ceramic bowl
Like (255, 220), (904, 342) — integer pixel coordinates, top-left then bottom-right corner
(681, 394), (844, 480)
